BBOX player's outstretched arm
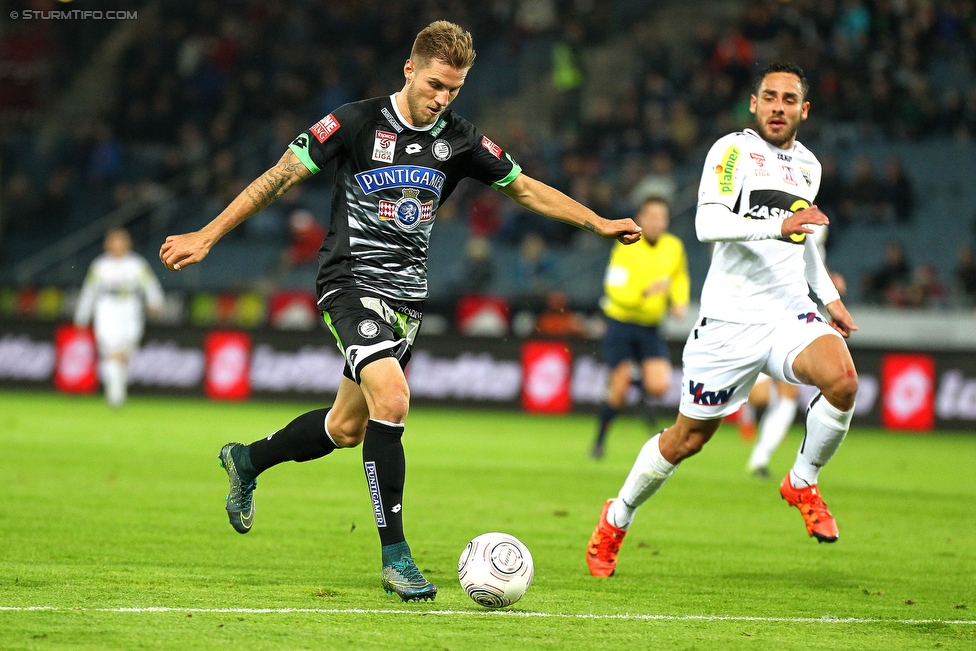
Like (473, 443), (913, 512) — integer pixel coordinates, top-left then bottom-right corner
(159, 149), (312, 271)
(499, 174), (642, 244)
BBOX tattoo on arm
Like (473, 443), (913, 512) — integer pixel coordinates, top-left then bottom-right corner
(243, 152), (310, 213)
(582, 221), (596, 233)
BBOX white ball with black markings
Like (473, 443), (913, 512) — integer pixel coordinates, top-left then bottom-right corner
(457, 532), (534, 609)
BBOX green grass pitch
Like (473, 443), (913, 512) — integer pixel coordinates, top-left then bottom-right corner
(0, 391), (974, 650)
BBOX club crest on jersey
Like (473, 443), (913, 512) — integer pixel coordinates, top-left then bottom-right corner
(432, 139), (452, 161)
(358, 319), (380, 338)
(799, 167), (812, 187)
(372, 130), (397, 163)
(688, 380), (737, 406)
(378, 189), (433, 231)
(311, 114), (340, 143)
(781, 166), (798, 186)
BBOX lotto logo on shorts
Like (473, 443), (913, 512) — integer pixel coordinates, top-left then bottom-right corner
(364, 461), (386, 527)
(689, 380), (737, 406)
(311, 114), (340, 143)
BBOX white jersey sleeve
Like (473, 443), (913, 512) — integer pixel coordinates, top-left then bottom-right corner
(139, 258), (164, 312)
(74, 264), (98, 327)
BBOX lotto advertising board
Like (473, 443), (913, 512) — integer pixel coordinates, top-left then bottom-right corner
(2, 321), (976, 431)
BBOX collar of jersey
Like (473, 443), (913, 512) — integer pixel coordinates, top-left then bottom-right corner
(389, 94), (440, 132)
(744, 127), (799, 154)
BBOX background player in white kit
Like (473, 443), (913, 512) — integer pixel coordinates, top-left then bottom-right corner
(75, 228), (163, 407)
(587, 63), (859, 577)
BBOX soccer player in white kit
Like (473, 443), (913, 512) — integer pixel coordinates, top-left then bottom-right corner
(587, 63), (859, 577)
(74, 228), (164, 407)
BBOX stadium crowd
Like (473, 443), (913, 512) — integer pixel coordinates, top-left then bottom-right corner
(3, 0), (976, 312)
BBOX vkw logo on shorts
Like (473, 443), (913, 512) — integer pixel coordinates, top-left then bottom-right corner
(432, 139), (452, 161)
(358, 320), (380, 338)
(688, 380), (737, 406)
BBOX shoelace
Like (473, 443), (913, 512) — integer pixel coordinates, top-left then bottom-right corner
(232, 480), (257, 511)
(390, 557), (426, 583)
(590, 527), (624, 556)
(798, 494), (830, 524)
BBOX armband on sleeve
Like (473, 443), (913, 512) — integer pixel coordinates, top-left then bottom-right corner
(695, 203), (784, 242)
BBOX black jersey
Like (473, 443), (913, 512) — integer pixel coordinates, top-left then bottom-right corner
(288, 94), (521, 303)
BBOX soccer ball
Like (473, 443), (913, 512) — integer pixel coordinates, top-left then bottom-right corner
(457, 532), (534, 608)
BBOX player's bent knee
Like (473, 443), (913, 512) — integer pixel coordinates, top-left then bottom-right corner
(826, 372), (858, 411)
(370, 388), (410, 424)
(644, 379), (669, 398)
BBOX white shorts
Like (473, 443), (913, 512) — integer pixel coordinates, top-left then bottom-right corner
(678, 313), (842, 420)
(94, 318), (143, 357)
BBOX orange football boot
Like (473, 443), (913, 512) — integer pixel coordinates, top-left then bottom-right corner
(734, 404), (756, 441)
(780, 474), (839, 543)
(586, 499), (628, 577)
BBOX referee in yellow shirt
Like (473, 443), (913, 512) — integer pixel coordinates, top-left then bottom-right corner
(591, 196), (690, 459)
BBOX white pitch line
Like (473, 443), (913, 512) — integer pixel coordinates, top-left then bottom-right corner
(1, 606), (974, 625)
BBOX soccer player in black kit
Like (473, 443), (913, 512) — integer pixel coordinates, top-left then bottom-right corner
(160, 21), (642, 602)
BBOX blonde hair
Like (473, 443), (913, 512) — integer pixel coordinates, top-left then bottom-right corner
(410, 21), (476, 70)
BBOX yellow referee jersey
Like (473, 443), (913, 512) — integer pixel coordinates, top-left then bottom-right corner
(600, 232), (690, 326)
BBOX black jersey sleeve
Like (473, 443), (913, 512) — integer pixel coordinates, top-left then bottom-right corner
(457, 120), (522, 189)
(287, 105), (355, 174)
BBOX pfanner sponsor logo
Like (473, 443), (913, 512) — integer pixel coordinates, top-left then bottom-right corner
(364, 461), (386, 527)
(354, 165), (446, 197)
(689, 380), (737, 406)
(717, 145), (740, 195)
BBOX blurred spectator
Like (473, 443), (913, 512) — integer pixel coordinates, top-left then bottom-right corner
(284, 209), (327, 267)
(956, 247), (976, 306)
(816, 155), (844, 225)
(904, 263), (949, 308)
(460, 236), (494, 295)
(535, 290), (586, 337)
(878, 157), (916, 223)
(862, 241), (911, 304)
(845, 155), (883, 223)
(468, 190), (505, 239)
(87, 122), (124, 185)
(512, 232), (558, 300)
(1, 173), (35, 238)
(628, 151), (677, 207)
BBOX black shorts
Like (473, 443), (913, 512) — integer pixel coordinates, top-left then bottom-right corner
(601, 317), (670, 368)
(320, 289), (424, 384)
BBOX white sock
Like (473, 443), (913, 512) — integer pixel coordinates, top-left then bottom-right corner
(102, 359), (128, 407)
(608, 434), (676, 529)
(748, 396), (798, 471)
(790, 395), (853, 487)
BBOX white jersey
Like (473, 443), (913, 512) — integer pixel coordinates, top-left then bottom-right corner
(696, 128), (838, 323)
(74, 253), (164, 336)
